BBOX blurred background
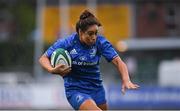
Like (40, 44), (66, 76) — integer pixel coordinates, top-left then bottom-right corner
(0, 0), (180, 110)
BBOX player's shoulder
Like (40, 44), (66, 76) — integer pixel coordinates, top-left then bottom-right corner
(97, 35), (109, 44)
(68, 32), (78, 40)
(60, 33), (77, 41)
(97, 34), (105, 40)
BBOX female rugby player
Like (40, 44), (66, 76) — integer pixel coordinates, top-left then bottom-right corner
(39, 10), (139, 110)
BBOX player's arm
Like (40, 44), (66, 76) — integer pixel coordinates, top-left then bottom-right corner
(39, 54), (71, 76)
(112, 56), (139, 94)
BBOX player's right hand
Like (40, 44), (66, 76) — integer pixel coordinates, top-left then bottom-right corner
(51, 64), (71, 77)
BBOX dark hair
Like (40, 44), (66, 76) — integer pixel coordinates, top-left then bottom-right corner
(76, 10), (101, 34)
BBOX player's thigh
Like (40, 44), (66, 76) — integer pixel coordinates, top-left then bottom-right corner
(93, 86), (107, 109)
(79, 99), (101, 110)
(66, 92), (89, 110)
(98, 103), (108, 110)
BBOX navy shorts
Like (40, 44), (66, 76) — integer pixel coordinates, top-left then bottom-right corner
(65, 86), (106, 110)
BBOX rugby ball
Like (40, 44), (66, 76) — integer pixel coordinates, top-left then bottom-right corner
(50, 48), (72, 67)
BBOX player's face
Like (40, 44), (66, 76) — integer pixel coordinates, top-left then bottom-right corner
(80, 25), (98, 46)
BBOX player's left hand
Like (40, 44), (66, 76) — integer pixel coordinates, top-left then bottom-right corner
(121, 81), (140, 95)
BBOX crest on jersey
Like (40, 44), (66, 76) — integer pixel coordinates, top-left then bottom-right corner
(90, 47), (97, 57)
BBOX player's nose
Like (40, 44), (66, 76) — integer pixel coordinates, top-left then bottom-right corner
(91, 35), (96, 40)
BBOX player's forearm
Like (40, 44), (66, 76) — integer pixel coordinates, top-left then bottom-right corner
(112, 56), (130, 82)
(118, 61), (130, 82)
(39, 54), (53, 73)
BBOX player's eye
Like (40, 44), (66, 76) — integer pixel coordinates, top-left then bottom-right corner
(86, 31), (98, 36)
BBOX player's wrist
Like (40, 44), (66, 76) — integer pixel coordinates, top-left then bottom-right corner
(48, 67), (54, 74)
(122, 78), (130, 83)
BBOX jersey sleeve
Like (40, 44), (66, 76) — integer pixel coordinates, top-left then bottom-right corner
(45, 38), (69, 58)
(99, 36), (118, 62)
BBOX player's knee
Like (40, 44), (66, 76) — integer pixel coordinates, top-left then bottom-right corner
(98, 103), (108, 110)
(79, 99), (102, 110)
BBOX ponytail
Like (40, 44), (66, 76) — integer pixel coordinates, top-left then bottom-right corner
(76, 10), (101, 34)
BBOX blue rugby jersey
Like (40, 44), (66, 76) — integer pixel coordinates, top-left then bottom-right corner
(45, 33), (118, 90)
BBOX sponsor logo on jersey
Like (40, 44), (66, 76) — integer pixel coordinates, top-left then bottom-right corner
(79, 56), (87, 61)
(70, 49), (77, 55)
(72, 61), (98, 66)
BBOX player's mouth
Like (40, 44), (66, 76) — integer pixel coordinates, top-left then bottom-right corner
(88, 41), (95, 45)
